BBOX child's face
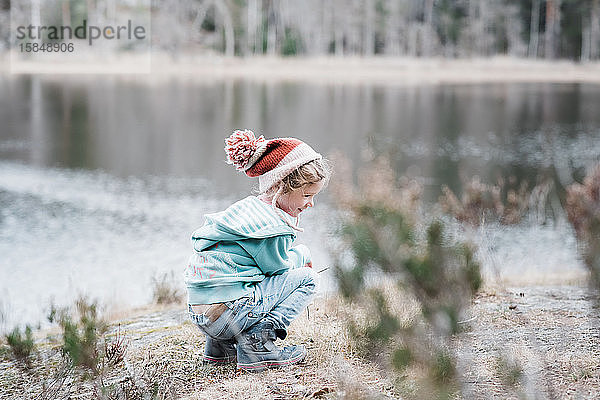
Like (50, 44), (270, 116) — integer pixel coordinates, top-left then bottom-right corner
(277, 180), (325, 217)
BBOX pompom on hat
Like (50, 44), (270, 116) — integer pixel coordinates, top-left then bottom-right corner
(225, 129), (322, 193)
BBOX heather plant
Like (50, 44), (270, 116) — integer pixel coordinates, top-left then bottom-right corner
(439, 175), (552, 226)
(565, 163), (600, 286)
(4, 325), (36, 368)
(332, 157), (482, 399)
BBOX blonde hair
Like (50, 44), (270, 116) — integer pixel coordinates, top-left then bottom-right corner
(265, 158), (332, 231)
(271, 158), (331, 194)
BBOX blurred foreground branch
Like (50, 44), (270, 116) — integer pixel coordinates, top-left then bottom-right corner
(565, 163), (600, 287)
(331, 156), (481, 399)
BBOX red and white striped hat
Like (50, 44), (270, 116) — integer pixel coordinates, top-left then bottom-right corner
(224, 129), (322, 193)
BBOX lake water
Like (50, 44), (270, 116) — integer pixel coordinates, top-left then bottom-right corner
(1, 75), (599, 331)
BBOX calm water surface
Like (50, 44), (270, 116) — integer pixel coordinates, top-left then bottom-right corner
(1, 75), (599, 330)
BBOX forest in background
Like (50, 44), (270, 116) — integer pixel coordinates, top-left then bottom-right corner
(1, 0), (599, 60)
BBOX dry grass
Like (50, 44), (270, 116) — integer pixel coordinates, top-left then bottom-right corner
(143, 295), (401, 399)
(439, 176), (552, 226)
(152, 271), (185, 305)
(0, 295), (400, 400)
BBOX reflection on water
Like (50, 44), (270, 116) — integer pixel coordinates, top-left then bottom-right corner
(0, 76), (598, 330)
(2, 76), (600, 194)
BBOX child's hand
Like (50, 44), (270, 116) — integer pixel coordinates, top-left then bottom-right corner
(304, 261), (313, 268)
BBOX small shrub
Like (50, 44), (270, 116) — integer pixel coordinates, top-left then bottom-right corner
(495, 355), (524, 388)
(48, 297), (108, 375)
(152, 271), (184, 305)
(431, 350), (456, 385)
(4, 325), (36, 365)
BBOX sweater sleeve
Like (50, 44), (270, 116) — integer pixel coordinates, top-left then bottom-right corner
(242, 236), (311, 276)
(290, 244), (312, 268)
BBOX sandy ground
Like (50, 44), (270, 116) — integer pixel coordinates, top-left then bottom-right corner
(456, 285), (600, 400)
(2, 54), (600, 85)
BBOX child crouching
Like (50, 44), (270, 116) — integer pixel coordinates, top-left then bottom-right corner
(184, 129), (331, 372)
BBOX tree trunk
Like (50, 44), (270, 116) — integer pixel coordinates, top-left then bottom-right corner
(591, 0), (600, 60)
(333, 1), (344, 56)
(363, 0), (375, 55)
(311, 0), (328, 55)
(480, 0), (490, 56)
(462, 0), (479, 57)
(255, 0), (264, 54)
(384, 0), (401, 55)
(86, 0), (95, 23)
(62, 0), (71, 26)
(276, 0), (286, 54)
(581, 16), (590, 62)
(247, 0), (258, 55)
(407, 23), (417, 56)
(528, 0), (540, 58)
(214, 0), (235, 57)
(266, 0), (277, 55)
(544, 0), (560, 59)
(555, 0), (562, 57)
(506, 5), (526, 56)
(423, 0), (435, 56)
(344, 0), (359, 55)
(31, 0), (41, 39)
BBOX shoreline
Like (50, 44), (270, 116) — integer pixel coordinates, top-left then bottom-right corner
(2, 54), (600, 85)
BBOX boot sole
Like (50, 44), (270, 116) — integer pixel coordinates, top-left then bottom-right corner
(237, 351), (306, 372)
(202, 355), (237, 364)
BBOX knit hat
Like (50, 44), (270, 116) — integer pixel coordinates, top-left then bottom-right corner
(224, 129), (322, 193)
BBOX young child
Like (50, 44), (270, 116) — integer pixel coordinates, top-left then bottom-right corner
(184, 129), (331, 372)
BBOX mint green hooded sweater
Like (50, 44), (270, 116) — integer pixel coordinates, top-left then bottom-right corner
(184, 196), (312, 304)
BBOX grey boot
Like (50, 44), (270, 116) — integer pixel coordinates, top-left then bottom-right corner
(203, 336), (237, 364)
(236, 321), (306, 372)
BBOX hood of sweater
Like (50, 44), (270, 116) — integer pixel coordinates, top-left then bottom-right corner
(191, 196), (296, 252)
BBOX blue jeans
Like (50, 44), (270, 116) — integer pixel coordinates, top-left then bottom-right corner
(189, 267), (317, 340)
